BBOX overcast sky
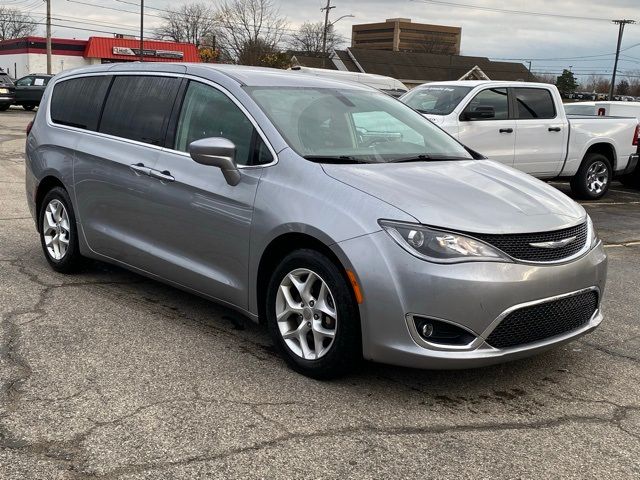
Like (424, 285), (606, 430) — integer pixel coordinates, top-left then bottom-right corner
(14, 0), (640, 80)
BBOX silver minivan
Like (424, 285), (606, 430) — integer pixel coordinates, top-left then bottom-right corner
(26, 63), (607, 378)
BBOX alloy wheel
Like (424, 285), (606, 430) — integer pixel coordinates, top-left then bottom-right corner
(586, 161), (609, 195)
(43, 199), (70, 260)
(275, 268), (338, 360)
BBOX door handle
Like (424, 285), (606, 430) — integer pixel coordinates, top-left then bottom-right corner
(499, 128), (513, 133)
(130, 163), (152, 176)
(548, 127), (562, 132)
(149, 169), (175, 182)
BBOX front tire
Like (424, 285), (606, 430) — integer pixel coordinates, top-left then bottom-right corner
(22, 105), (36, 111)
(0, 104), (9, 111)
(570, 153), (612, 200)
(39, 187), (83, 273)
(266, 249), (361, 379)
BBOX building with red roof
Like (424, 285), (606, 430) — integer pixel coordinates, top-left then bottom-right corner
(0, 36), (200, 79)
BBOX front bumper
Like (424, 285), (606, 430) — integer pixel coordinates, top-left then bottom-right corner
(0, 95), (14, 106)
(333, 230), (608, 369)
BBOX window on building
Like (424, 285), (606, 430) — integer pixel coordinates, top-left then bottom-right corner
(50, 76), (112, 131)
(174, 81), (272, 166)
(99, 75), (181, 146)
(514, 88), (556, 119)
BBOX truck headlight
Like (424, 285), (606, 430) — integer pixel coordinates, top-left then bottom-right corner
(379, 220), (511, 263)
(0, 88), (9, 94)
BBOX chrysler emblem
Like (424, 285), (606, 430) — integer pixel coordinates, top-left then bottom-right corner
(529, 236), (577, 249)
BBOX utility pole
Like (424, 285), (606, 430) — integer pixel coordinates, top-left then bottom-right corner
(609, 19), (635, 100)
(45, 0), (52, 74)
(526, 60), (532, 81)
(321, 0), (335, 67)
(139, 0), (144, 62)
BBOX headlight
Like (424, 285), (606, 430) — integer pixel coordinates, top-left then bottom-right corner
(0, 88), (9, 94)
(379, 220), (511, 263)
(587, 215), (599, 248)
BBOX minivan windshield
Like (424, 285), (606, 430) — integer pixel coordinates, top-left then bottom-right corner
(401, 85), (472, 115)
(246, 86), (472, 163)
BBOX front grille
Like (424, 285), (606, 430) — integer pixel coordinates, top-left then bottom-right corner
(486, 290), (598, 349)
(472, 222), (588, 262)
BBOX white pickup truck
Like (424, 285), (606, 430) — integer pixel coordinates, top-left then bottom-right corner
(401, 81), (640, 199)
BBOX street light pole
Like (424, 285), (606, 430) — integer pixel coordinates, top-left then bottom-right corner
(609, 19), (635, 100)
(321, 0), (335, 67)
(139, 0), (144, 62)
(45, 0), (52, 74)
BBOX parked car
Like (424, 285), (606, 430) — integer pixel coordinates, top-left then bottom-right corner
(26, 64), (607, 378)
(401, 81), (639, 199)
(592, 101), (640, 188)
(13, 74), (54, 110)
(0, 70), (15, 111)
(290, 65), (408, 98)
(563, 102), (596, 116)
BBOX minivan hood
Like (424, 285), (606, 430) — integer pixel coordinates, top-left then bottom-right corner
(322, 160), (585, 234)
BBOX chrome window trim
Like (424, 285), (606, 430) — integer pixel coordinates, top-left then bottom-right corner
(45, 71), (279, 168)
(406, 286), (601, 353)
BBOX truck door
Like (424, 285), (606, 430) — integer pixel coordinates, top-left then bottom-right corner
(458, 87), (515, 165)
(512, 87), (567, 176)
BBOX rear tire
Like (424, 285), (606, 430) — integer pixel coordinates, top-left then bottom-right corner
(266, 249), (361, 379)
(570, 153), (612, 200)
(39, 187), (83, 273)
(22, 105), (35, 111)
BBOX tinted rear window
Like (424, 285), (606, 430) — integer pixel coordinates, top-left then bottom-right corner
(515, 88), (556, 119)
(99, 75), (181, 146)
(51, 76), (112, 130)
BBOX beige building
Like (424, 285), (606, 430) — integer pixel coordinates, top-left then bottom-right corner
(351, 18), (461, 55)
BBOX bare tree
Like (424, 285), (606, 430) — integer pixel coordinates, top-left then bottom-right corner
(289, 22), (342, 55)
(154, 3), (217, 48)
(0, 7), (37, 41)
(215, 0), (288, 65)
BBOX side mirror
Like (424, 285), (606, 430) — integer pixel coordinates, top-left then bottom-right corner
(462, 106), (495, 120)
(188, 137), (241, 186)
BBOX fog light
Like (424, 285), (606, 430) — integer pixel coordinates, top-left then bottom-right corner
(421, 322), (434, 338)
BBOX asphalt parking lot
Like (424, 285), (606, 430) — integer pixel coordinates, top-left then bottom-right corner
(1, 107), (639, 479)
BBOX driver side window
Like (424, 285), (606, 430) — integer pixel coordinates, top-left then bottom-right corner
(464, 88), (509, 120)
(174, 81), (273, 166)
(16, 76), (34, 86)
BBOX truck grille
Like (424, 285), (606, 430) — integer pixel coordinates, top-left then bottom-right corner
(485, 290), (598, 349)
(473, 222), (588, 262)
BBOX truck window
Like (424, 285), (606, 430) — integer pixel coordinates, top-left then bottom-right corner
(464, 88), (509, 120)
(514, 88), (556, 119)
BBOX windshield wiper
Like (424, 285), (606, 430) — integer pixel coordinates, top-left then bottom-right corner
(303, 155), (366, 164)
(389, 154), (469, 163)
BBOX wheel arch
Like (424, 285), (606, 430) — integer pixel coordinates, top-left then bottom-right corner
(582, 142), (616, 172)
(255, 232), (355, 324)
(35, 175), (66, 232)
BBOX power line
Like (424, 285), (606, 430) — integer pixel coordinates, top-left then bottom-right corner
(410, 0), (631, 23)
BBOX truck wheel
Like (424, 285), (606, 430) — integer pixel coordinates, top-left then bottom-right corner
(570, 153), (612, 200)
(0, 104), (9, 111)
(22, 105), (35, 111)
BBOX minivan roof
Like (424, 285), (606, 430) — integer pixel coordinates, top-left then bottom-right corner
(54, 63), (374, 91)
